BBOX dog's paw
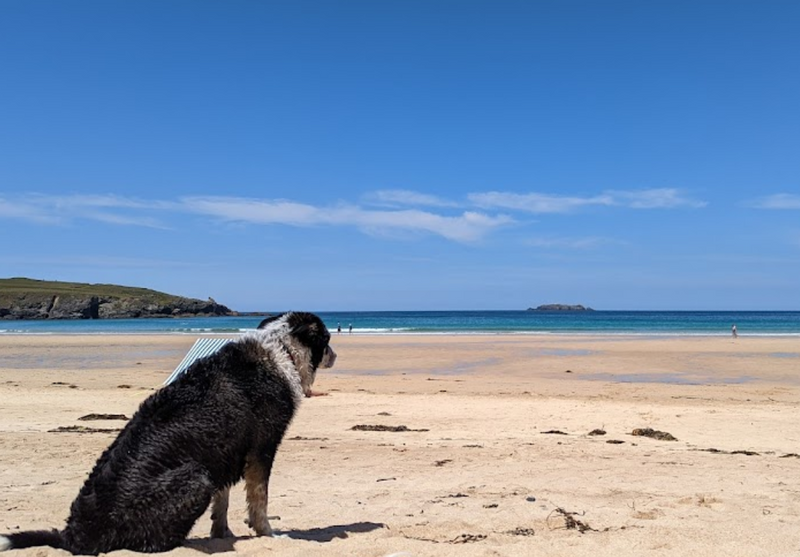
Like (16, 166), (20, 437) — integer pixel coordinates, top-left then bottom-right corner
(210, 525), (234, 539)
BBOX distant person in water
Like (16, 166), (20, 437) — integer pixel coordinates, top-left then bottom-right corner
(732, 324), (738, 338)
(348, 323), (353, 334)
(337, 323), (341, 335)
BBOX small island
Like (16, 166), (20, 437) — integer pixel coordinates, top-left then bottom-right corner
(0, 277), (236, 320)
(527, 304), (594, 311)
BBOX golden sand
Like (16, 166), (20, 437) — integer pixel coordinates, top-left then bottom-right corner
(1, 334), (799, 556)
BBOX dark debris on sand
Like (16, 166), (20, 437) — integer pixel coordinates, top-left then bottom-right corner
(631, 428), (677, 441)
(449, 533), (486, 544)
(351, 424), (430, 432)
(78, 413), (129, 421)
(505, 527), (535, 537)
(696, 448), (759, 456)
(547, 507), (605, 534)
(49, 425), (123, 434)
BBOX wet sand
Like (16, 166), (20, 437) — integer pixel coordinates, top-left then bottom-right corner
(1, 333), (799, 556)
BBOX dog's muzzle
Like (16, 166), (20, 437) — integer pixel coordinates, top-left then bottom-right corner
(321, 346), (336, 368)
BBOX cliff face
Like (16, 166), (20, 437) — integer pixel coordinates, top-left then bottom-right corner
(0, 293), (234, 320)
(0, 279), (235, 320)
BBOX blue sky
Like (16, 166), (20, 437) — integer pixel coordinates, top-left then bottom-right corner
(1, 1), (799, 311)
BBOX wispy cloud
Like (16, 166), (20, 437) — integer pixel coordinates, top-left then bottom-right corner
(0, 196), (60, 224)
(469, 192), (614, 213)
(0, 187), (706, 244)
(748, 193), (800, 210)
(608, 188), (707, 209)
(181, 196), (511, 242)
(44, 194), (170, 210)
(470, 188), (706, 213)
(364, 189), (459, 208)
(0, 194), (172, 228)
(0, 193), (511, 242)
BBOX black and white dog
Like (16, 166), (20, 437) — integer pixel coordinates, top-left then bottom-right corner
(0, 312), (335, 555)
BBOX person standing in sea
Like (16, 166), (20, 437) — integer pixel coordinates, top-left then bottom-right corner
(732, 324), (738, 338)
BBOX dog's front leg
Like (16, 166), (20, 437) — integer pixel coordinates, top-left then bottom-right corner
(244, 453), (275, 537)
(210, 487), (234, 538)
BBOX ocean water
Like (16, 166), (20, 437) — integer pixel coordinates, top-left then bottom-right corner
(1, 311), (799, 336)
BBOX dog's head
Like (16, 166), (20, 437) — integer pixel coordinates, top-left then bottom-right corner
(257, 312), (336, 396)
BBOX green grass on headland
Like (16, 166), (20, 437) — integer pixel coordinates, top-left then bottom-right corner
(0, 277), (184, 302)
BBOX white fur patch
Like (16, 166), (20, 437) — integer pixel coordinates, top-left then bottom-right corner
(242, 314), (306, 404)
(0, 535), (12, 551)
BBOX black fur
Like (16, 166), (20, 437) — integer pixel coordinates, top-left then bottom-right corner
(1, 312), (334, 555)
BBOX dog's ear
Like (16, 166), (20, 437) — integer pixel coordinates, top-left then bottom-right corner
(290, 321), (319, 338)
(288, 313), (330, 347)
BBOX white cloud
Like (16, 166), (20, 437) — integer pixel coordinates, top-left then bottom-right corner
(0, 197), (60, 224)
(365, 189), (458, 208)
(609, 188), (707, 209)
(47, 194), (163, 209)
(181, 197), (323, 226)
(470, 188), (705, 213)
(0, 194), (173, 227)
(749, 193), (800, 210)
(469, 192), (614, 213)
(181, 196), (511, 242)
(355, 209), (512, 242)
(1, 193), (513, 242)
(4, 187), (704, 243)
(83, 211), (168, 228)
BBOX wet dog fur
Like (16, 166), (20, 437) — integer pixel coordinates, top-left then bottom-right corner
(0, 311), (335, 554)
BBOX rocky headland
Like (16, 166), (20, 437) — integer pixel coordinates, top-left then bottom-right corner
(0, 278), (235, 320)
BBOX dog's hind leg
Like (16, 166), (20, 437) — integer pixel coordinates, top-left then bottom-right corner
(210, 487), (234, 538)
(243, 450), (277, 537)
(123, 463), (216, 552)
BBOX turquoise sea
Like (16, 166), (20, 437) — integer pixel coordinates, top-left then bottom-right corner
(1, 311), (799, 336)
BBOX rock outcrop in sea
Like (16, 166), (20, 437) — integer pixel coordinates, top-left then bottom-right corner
(527, 304), (594, 311)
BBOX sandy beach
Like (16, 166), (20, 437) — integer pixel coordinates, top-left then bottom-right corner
(1, 333), (799, 556)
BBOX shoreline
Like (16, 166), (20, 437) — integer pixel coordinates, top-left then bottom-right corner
(2, 309), (799, 337)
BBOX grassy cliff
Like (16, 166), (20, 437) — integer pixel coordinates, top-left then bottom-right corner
(0, 278), (235, 320)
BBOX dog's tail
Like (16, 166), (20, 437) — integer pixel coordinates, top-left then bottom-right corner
(0, 529), (64, 551)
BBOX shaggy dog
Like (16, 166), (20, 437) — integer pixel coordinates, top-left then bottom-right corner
(0, 312), (336, 555)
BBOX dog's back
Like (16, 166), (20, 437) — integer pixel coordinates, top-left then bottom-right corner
(6, 338), (298, 554)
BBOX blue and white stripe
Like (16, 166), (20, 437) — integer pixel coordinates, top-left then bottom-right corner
(164, 337), (234, 385)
